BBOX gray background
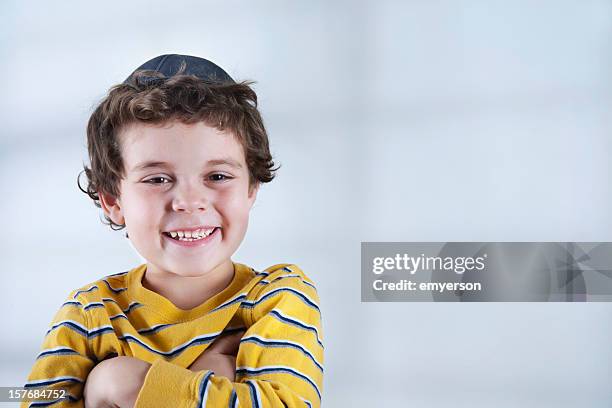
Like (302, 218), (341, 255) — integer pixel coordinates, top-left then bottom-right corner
(1, 0), (611, 406)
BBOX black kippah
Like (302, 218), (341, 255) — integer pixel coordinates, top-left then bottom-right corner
(123, 54), (235, 85)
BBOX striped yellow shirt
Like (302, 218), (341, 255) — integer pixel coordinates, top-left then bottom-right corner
(22, 263), (324, 407)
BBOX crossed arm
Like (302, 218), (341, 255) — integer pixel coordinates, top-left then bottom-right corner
(83, 331), (243, 408)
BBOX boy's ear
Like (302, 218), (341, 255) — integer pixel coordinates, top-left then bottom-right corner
(98, 190), (125, 226)
(248, 183), (259, 209)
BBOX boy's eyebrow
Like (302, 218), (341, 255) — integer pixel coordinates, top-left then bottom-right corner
(131, 161), (171, 172)
(131, 158), (243, 172)
(206, 158), (243, 169)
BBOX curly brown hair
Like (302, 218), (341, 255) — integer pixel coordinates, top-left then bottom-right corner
(78, 69), (278, 231)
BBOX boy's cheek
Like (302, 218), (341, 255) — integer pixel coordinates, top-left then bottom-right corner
(123, 209), (156, 232)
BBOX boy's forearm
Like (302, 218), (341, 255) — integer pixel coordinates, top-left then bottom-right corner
(85, 354), (236, 408)
(84, 357), (150, 408)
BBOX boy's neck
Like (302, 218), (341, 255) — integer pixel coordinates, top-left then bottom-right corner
(141, 260), (235, 311)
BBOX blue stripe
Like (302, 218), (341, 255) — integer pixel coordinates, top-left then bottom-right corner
(122, 321), (240, 338)
(279, 267), (318, 291)
(137, 323), (172, 335)
(37, 347), (80, 359)
(122, 302), (143, 314)
(102, 279), (127, 294)
(259, 288), (319, 311)
(61, 300), (82, 307)
(246, 381), (260, 408)
(242, 288), (320, 315)
(104, 270), (129, 278)
(88, 326), (115, 338)
(25, 376), (83, 388)
(197, 371), (214, 408)
(209, 293), (247, 313)
(229, 390), (238, 408)
(83, 302), (105, 311)
(46, 321), (88, 337)
(118, 332), (219, 357)
(269, 310), (324, 348)
(102, 298), (143, 314)
(73, 285), (98, 299)
(109, 313), (128, 321)
(301, 280), (317, 291)
(259, 274), (302, 285)
(45, 320), (115, 340)
(237, 367), (321, 401)
(240, 337), (323, 372)
(113, 318), (218, 338)
(111, 316), (173, 337)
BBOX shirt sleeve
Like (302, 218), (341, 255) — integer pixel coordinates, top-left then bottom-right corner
(21, 291), (97, 407)
(134, 265), (324, 408)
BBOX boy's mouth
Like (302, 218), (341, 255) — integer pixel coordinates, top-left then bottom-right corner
(163, 227), (219, 242)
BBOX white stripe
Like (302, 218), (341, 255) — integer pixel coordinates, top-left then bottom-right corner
(272, 309), (323, 344)
(233, 390), (240, 408)
(299, 396), (312, 408)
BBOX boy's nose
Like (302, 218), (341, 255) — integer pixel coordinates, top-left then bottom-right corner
(171, 184), (209, 213)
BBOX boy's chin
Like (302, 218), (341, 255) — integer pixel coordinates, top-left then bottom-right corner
(163, 259), (231, 278)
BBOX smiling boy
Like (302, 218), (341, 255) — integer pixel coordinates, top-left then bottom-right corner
(22, 54), (324, 408)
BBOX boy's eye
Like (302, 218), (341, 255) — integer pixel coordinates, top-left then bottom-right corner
(209, 173), (232, 182)
(144, 176), (172, 184)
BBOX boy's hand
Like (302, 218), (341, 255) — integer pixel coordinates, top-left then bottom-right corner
(188, 330), (245, 381)
(84, 356), (150, 408)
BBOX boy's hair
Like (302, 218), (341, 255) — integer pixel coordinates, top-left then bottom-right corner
(79, 63), (277, 231)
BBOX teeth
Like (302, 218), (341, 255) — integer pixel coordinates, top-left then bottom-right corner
(165, 228), (217, 241)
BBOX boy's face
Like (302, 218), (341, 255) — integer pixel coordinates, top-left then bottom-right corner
(99, 120), (258, 278)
